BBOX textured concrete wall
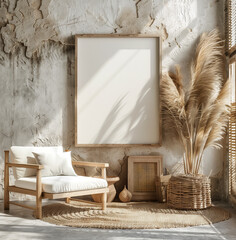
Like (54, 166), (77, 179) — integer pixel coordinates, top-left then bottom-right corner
(0, 0), (225, 200)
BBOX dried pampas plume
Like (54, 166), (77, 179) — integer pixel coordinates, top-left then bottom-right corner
(161, 29), (230, 175)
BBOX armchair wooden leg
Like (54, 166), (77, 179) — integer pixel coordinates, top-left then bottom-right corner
(36, 196), (42, 219)
(36, 168), (42, 219)
(101, 167), (107, 210)
(65, 197), (70, 204)
(4, 188), (9, 210)
(4, 150), (9, 210)
(102, 192), (107, 210)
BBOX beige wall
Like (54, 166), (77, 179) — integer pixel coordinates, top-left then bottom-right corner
(0, 0), (226, 200)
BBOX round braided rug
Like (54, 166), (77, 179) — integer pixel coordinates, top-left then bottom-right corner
(41, 201), (230, 229)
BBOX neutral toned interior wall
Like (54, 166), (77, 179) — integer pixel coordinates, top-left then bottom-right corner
(0, 0), (225, 200)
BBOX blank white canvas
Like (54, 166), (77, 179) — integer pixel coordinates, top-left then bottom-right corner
(76, 37), (160, 145)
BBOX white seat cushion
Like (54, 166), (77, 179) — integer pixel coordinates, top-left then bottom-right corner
(15, 176), (108, 193)
(10, 146), (63, 179)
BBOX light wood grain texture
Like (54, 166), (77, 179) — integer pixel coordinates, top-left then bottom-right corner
(75, 33), (78, 147)
(43, 188), (109, 199)
(76, 34), (161, 38)
(101, 166), (107, 210)
(68, 198), (102, 206)
(9, 201), (36, 210)
(4, 150), (9, 210)
(72, 161), (109, 168)
(4, 149), (109, 219)
(36, 169), (42, 219)
(75, 144), (162, 148)
(8, 186), (37, 196)
(158, 38), (162, 144)
(128, 156), (163, 201)
(102, 192), (107, 210)
(101, 167), (106, 179)
(75, 34), (162, 147)
(7, 163), (44, 169)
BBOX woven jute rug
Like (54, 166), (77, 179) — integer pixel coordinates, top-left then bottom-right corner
(41, 201), (230, 229)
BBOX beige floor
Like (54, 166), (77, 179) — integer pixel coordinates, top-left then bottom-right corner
(0, 200), (236, 240)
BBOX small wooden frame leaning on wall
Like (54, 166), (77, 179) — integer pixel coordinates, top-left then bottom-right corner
(75, 34), (162, 147)
(128, 156), (163, 201)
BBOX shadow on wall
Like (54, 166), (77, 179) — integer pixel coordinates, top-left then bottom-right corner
(77, 50), (141, 115)
(93, 80), (156, 145)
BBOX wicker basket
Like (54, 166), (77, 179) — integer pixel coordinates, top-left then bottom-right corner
(167, 174), (211, 210)
(156, 175), (171, 202)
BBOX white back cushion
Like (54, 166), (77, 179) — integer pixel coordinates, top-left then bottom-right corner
(10, 146), (63, 179)
(33, 151), (76, 177)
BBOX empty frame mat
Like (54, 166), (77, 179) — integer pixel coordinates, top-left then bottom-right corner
(75, 35), (161, 146)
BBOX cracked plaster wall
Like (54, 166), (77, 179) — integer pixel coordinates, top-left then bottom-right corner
(0, 0), (226, 201)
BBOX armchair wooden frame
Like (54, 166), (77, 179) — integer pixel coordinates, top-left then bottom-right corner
(4, 150), (109, 219)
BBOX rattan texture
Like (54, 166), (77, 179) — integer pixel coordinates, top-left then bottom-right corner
(167, 175), (211, 210)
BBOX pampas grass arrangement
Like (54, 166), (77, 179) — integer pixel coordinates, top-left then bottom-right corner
(161, 29), (230, 176)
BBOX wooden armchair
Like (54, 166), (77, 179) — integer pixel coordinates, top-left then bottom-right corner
(4, 147), (109, 219)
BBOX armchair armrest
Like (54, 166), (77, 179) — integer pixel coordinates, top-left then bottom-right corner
(72, 161), (109, 168)
(7, 163), (44, 170)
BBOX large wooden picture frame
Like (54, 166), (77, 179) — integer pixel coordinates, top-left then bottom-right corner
(128, 156), (163, 201)
(75, 34), (162, 147)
